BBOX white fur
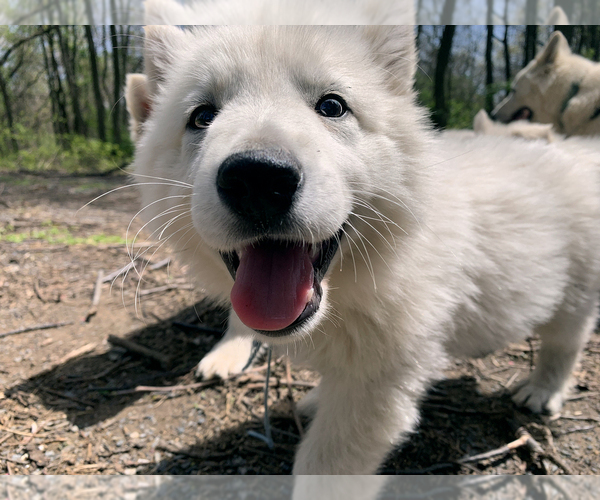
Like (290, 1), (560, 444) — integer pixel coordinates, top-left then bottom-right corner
(126, 20), (600, 479)
(493, 31), (600, 136)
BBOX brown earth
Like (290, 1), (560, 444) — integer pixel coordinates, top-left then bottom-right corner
(0, 174), (599, 477)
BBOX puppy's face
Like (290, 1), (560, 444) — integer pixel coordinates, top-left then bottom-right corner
(127, 26), (424, 342)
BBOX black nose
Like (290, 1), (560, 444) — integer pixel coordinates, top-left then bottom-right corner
(216, 149), (303, 230)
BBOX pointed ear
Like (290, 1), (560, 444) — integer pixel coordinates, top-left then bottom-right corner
(473, 109), (493, 133)
(362, 26), (416, 96)
(538, 31), (570, 65)
(143, 25), (188, 96)
(125, 74), (151, 141)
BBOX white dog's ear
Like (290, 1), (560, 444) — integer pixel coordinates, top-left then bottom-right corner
(473, 109), (493, 133)
(125, 74), (151, 141)
(362, 26), (416, 96)
(538, 31), (570, 65)
(143, 25), (188, 96)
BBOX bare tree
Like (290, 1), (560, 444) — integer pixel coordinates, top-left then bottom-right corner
(503, 26), (511, 95)
(0, 27), (52, 151)
(433, 25), (456, 129)
(56, 27), (86, 136)
(85, 26), (106, 142)
(523, 25), (537, 67)
(110, 24), (122, 144)
(485, 25), (494, 113)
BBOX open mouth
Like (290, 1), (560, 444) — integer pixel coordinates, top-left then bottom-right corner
(220, 230), (342, 337)
(510, 107), (532, 122)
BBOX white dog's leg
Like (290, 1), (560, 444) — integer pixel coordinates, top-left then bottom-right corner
(292, 372), (421, 475)
(196, 310), (258, 379)
(512, 297), (598, 414)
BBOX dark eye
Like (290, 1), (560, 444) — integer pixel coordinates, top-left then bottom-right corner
(188, 104), (217, 129)
(316, 94), (348, 118)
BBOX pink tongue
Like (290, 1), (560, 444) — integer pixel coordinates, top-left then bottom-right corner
(230, 242), (314, 331)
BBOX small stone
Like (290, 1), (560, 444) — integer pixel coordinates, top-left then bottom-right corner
(124, 467), (137, 475)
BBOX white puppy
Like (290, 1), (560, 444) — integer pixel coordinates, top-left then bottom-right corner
(126, 23), (600, 476)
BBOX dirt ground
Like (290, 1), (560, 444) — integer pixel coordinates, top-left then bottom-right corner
(1, 173), (599, 477)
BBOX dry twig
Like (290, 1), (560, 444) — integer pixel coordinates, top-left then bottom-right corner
(457, 430), (538, 465)
(0, 321), (74, 339)
(41, 387), (94, 407)
(114, 379), (220, 395)
(149, 258), (171, 270)
(83, 270), (104, 322)
(107, 335), (172, 369)
(33, 279), (47, 303)
(139, 283), (194, 296)
(57, 342), (97, 365)
(102, 262), (137, 283)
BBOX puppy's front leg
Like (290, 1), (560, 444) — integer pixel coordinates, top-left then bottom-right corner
(292, 372), (421, 474)
(196, 310), (259, 379)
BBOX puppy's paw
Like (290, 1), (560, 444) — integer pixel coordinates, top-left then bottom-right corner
(511, 379), (565, 414)
(196, 337), (255, 380)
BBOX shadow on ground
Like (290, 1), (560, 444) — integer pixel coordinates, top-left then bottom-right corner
(132, 375), (546, 475)
(8, 300), (546, 475)
(7, 300), (228, 429)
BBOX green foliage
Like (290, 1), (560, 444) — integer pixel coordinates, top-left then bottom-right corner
(0, 222), (126, 246)
(0, 126), (132, 175)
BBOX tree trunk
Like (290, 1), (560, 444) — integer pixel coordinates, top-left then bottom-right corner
(56, 26), (86, 136)
(40, 35), (59, 136)
(85, 26), (106, 142)
(110, 24), (122, 145)
(503, 26), (511, 96)
(485, 25), (494, 113)
(432, 25), (455, 129)
(523, 25), (537, 67)
(592, 26), (600, 62)
(0, 69), (18, 152)
(46, 30), (71, 138)
(121, 25), (132, 88)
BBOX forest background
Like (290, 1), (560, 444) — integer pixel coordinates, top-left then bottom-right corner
(0, 4), (599, 176)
